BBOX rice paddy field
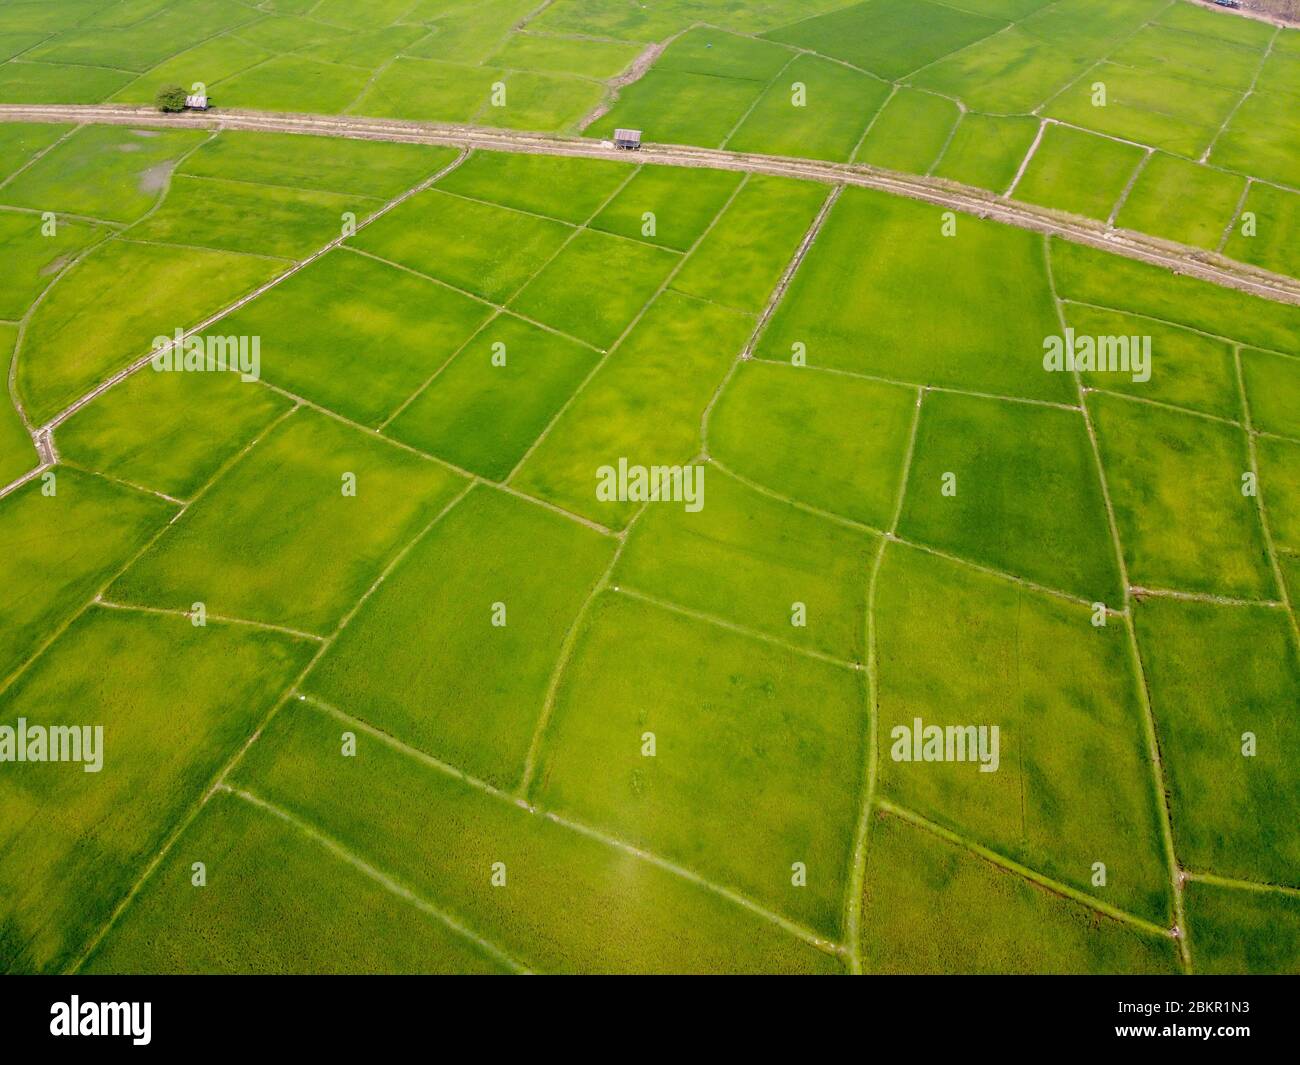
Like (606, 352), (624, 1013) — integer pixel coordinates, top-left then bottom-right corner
(0, 0), (1298, 279)
(0, 0), (1297, 978)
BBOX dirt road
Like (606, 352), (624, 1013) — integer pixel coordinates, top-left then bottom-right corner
(4, 103), (1300, 308)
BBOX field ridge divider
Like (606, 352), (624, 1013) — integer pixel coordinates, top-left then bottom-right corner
(222, 784), (532, 974)
(35, 146), (475, 442)
(844, 383), (924, 974)
(298, 693), (846, 961)
(64, 474), (479, 972)
(1044, 235), (1191, 972)
(611, 584), (863, 671)
(503, 167), (753, 486)
(1232, 345), (1300, 645)
(876, 799), (1176, 943)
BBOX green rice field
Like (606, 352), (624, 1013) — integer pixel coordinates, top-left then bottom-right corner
(0, 0), (1296, 978)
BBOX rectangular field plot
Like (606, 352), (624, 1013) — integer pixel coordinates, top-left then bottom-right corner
(860, 811), (1178, 974)
(215, 249), (492, 426)
(897, 392), (1122, 604)
(1210, 90), (1300, 190)
(0, 327), (32, 487)
(1045, 64), (1238, 159)
(535, 591), (866, 938)
(854, 88), (960, 174)
(670, 175), (828, 313)
(84, 791), (509, 974)
(932, 113), (1041, 194)
(17, 238), (283, 425)
(512, 291), (754, 528)
(433, 150), (630, 225)
(108, 35), (273, 106)
(1241, 348), (1300, 439)
(508, 229), (679, 350)
(587, 68), (764, 149)
(107, 409), (467, 634)
(614, 468), (878, 661)
(128, 176), (370, 260)
(0, 468), (173, 683)
(212, 56), (372, 114)
(386, 313), (600, 480)
(874, 544), (1172, 924)
(0, 608), (313, 973)
(1183, 881), (1300, 975)
(230, 698), (843, 973)
(350, 188), (573, 304)
(1109, 23), (1267, 93)
(347, 57), (499, 122)
(1061, 303), (1239, 421)
(1257, 436), (1300, 551)
(591, 166), (743, 251)
(0, 122), (73, 184)
(1012, 124), (1146, 222)
(910, 29), (1093, 114)
(1113, 153), (1245, 251)
(758, 188), (1071, 401)
(654, 26), (793, 82)
(1088, 394), (1275, 599)
(0, 124), (208, 224)
(179, 132), (455, 200)
(0, 210), (100, 321)
(725, 54), (889, 163)
(477, 71), (606, 134)
(1223, 183), (1300, 281)
(56, 363), (291, 501)
(0, 61), (133, 104)
(1050, 239), (1300, 358)
(763, 0), (1005, 81)
(488, 32), (642, 80)
(303, 484), (615, 789)
(710, 360), (916, 529)
(1135, 599), (1300, 887)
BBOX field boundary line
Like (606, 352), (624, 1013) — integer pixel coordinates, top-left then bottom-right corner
(1200, 25), (1280, 164)
(300, 693), (845, 961)
(1131, 585), (1284, 609)
(55, 457), (185, 505)
(1080, 384), (1244, 429)
(1105, 147), (1154, 228)
(517, 504), (646, 797)
(344, 244), (604, 354)
(1045, 236), (1190, 971)
(0, 121), (82, 193)
(710, 457), (1124, 613)
(1218, 175), (1254, 254)
(0, 202), (126, 228)
(31, 146), (473, 446)
(876, 799), (1176, 942)
(719, 51), (799, 150)
(844, 384), (924, 974)
(1003, 117), (1046, 198)
(0, 403), (297, 699)
(749, 354), (1083, 411)
(1183, 870), (1300, 899)
(1232, 346), (1300, 644)
(64, 474), (479, 972)
(1059, 296), (1300, 364)
(93, 597), (328, 642)
(3, 127), (221, 489)
(701, 182), (841, 454)
(612, 584), (863, 671)
(503, 168), (753, 486)
(1031, 0), (1178, 117)
(224, 784), (531, 973)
